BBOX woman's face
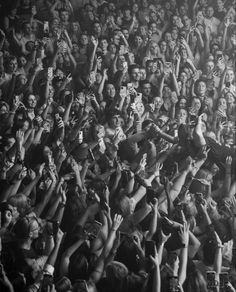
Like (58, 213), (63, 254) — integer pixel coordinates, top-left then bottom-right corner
(106, 84), (116, 98)
(22, 120), (30, 132)
(192, 98), (201, 111)
(205, 61), (214, 74)
(180, 72), (187, 83)
(135, 35), (143, 47)
(225, 92), (235, 104)
(225, 69), (234, 83)
(179, 98), (187, 108)
(160, 41), (167, 52)
(150, 42), (158, 54)
(218, 98), (227, 110)
(80, 34), (88, 46)
(177, 108), (187, 124)
(196, 81), (206, 96)
(27, 95), (37, 108)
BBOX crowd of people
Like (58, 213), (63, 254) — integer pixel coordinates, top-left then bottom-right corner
(0, 0), (235, 291)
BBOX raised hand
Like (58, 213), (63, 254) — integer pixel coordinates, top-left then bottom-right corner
(16, 130), (24, 146)
(159, 229), (171, 245)
(178, 220), (190, 247)
(112, 214), (123, 231)
(150, 245), (159, 268)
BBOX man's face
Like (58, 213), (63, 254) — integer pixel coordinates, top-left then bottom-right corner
(99, 39), (108, 50)
(142, 83), (151, 96)
(206, 6), (214, 18)
(131, 68), (140, 81)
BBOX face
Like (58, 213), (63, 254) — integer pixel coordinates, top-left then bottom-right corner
(206, 61), (214, 73)
(131, 68), (140, 81)
(196, 81), (206, 96)
(192, 98), (201, 110)
(150, 42), (159, 54)
(153, 96), (163, 109)
(140, 69), (147, 81)
(135, 35), (143, 47)
(24, 23), (31, 34)
(206, 6), (214, 18)
(150, 23), (157, 33)
(110, 115), (121, 128)
(226, 92), (235, 104)
(113, 34), (120, 46)
(0, 105), (8, 115)
(106, 84), (116, 98)
(80, 34), (88, 46)
(160, 41), (167, 52)
(100, 39), (108, 50)
(180, 72), (187, 83)
(164, 32), (172, 42)
(122, 29), (129, 39)
(225, 69), (234, 83)
(218, 98), (227, 110)
(22, 120), (30, 132)
(109, 43), (117, 54)
(140, 26), (147, 36)
(27, 95), (37, 108)
(18, 56), (27, 67)
(179, 98), (187, 108)
(17, 74), (27, 87)
(7, 58), (18, 73)
(196, 11), (204, 23)
(163, 87), (172, 98)
(177, 108), (187, 124)
(180, 5), (187, 16)
(93, 23), (101, 34)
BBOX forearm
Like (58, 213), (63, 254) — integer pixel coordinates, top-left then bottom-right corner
(152, 264), (161, 292)
(178, 246), (188, 285)
(52, 202), (66, 224)
(63, 103), (72, 124)
(23, 175), (41, 197)
(34, 181), (56, 217)
(146, 211), (158, 240)
(214, 247), (222, 275)
(33, 128), (44, 144)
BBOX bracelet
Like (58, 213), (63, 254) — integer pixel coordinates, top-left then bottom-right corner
(111, 228), (117, 232)
(59, 202), (66, 207)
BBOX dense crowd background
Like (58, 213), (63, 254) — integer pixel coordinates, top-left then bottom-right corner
(0, 0), (235, 291)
